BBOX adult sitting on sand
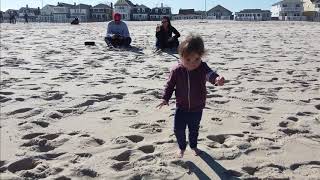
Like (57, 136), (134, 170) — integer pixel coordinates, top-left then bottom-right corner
(156, 16), (180, 50)
(104, 13), (131, 47)
(71, 17), (79, 25)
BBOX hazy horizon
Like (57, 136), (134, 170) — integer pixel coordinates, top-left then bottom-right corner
(1, 0), (279, 13)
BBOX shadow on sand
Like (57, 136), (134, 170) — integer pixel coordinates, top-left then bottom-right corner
(186, 151), (242, 180)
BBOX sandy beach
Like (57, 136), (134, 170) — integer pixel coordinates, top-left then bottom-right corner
(1, 20), (320, 179)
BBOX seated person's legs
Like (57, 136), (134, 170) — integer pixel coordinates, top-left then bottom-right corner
(105, 37), (113, 46)
(105, 36), (122, 47)
(168, 38), (179, 49)
(156, 39), (168, 50)
(121, 37), (131, 47)
(156, 38), (160, 49)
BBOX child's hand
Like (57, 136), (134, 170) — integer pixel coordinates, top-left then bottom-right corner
(215, 76), (225, 86)
(156, 24), (161, 32)
(156, 100), (168, 109)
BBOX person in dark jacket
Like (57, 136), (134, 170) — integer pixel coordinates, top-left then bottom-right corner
(155, 16), (180, 50)
(24, 13), (28, 23)
(157, 35), (225, 158)
(71, 17), (79, 25)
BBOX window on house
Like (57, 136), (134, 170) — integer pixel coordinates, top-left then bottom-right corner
(137, 8), (140, 13)
(296, 4), (300, 7)
(282, 4), (287, 7)
(162, 9), (166, 13)
(155, 9), (158, 13)
(142, 9), (145, 13)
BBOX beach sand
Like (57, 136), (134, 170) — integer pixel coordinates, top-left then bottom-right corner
(1, 20), (320, 179)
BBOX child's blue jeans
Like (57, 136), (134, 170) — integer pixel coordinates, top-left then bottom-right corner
(174, 108), (203, 150)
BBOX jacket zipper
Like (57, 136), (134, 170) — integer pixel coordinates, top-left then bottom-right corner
(187, 70), (191, 110)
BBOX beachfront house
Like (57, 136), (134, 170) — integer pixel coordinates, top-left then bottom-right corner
(315, 0), (320, 21)
(3, 10), (18, 23)
(271, 0), (305, 21)
(150, 4), (171, 21)
(303, 0), (320, 21)
(91, 3), (113, 22)
(0, 11), (3, 23)
(53, 3), (73, 23)
(235, 9), (271, 21)
(70, 4), (92, 22)
(172, 9), (203, 20)
(206, 5), (233, 20)
(114, 0), (135, 21)
(40, 5), (55, 22)
(131, 4), (151, 21)
(18, 5), (40, 22)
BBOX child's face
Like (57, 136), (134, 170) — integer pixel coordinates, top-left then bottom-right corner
(181, 53), (202, 71)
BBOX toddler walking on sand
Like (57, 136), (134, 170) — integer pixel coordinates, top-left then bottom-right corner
(157, 34), (225, 158)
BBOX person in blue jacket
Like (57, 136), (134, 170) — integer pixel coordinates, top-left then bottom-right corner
(105, 13), (131, 47)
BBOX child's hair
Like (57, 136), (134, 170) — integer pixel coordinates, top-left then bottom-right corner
(178, 34), (206, 58)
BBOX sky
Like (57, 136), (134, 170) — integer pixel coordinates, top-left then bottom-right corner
(1, 0), (280, 13)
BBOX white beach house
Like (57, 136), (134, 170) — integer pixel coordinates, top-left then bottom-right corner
(114, 0), (134, 21)
(235, 9), (271, 21)
(271, 0), (305, 21)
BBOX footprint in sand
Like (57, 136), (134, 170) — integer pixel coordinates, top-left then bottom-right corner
(279, 128), (309, 136)
(46, 111), (63, 119)
(31, 121), (50, 128)
(125, 135), (144, 143)
(242, 164), (287, 178)
(0, 96), (12, 103)
(80, 137), (105, 147)
(21, 133), (67, 152)
(110, 161), (132, 171)
(70, 153), (93, 164)
(111, 150), (133, 161)
(73, 168), (98, 178)
(7, 157), (39, 173)
(42, 91), (66, 101)
(7, 108), (34, 116)
(138, 145), (155, 154)
(289, 161), (320, 171)
(123, 109), (139, 116)
(102, 117), (112, 121)
(211, 117), (223, 125)
(129, 122), (163, 134)
(296, 111), (316, 116)
(287, 116), (299, 122)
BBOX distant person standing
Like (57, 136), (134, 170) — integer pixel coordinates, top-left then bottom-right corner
(156, 16), (180, 50)
(24, 13), (28, 23)
(104, 13), (131, 48)
(9, 12), (16, 24)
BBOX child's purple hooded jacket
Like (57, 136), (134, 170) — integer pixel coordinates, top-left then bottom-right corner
(162, 61), (219, 112)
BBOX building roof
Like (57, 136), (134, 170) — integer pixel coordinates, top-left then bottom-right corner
(93, 3), (111, 9)
(57, 2), (74, 8)
(72, 4), (92, 9)
(178, 9), (195, 15)
(272, 0), (303, 6)
(207, 5), (232, 14)
(134, 4), (150, 9)
(237, 9), (271, 14)
(150, 7), (171, 15)
(132, 5), (151, 14)
(114, 0), (135, 7)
